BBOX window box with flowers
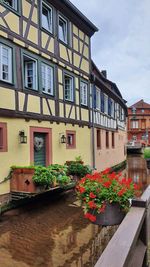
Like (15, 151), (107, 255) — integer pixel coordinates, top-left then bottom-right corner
(76, 168), (140, 226)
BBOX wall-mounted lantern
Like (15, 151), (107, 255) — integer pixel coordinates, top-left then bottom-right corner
(19, 131), (27, 144)
(59, 133), (66, 144)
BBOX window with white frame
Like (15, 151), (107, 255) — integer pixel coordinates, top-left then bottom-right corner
(23, 55), (37, 90)
(104, 94), (108, 114)
(64, 74), (74, 101)
(58, 15), (68, 44)
(42, 2), (53, 33)
(96, 88), (100, 110)
(41, 63), (54, 95)
(111, 99), (115, 117)
(121, 108), (125, 121)
(80, 81), (88, 106)
(0, 43), (12, 83)
(131, 120), (138, 129)
(3, 0), (18, 10)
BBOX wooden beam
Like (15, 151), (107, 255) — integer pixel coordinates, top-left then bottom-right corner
(95, 207), (146, 267)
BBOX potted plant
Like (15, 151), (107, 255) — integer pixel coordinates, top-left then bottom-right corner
(143, 148), (150, 169)
(67, 162), (92, 181)
(76, 168), (140, 226)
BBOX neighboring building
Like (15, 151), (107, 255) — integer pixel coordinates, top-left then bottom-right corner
(128, 99), (150, 145)
(91, 62), (127, 171)
(0, 0), (127, 203)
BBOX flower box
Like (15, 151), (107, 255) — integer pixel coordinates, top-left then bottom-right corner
(89, 202), (125, 226)
(76, 168), (140, 226)
(10, 168), (37, 193)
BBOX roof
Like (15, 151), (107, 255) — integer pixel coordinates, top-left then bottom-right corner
(91, 61), (126, 100)
(48, 0), (98, 37)
(62, 0), (98, 33)
(129, 99), (150, 109)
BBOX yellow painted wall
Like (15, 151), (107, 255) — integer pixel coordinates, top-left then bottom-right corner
(0, 118), (92, 195)
(0, 87), (15, 110)
(95, 128), (127, 171)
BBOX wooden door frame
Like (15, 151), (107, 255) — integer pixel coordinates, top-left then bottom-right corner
(30, 127), (52, 166)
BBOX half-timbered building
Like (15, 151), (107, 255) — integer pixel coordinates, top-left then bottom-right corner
(91, 61), (127, 171)
(0, 0), (98, 202)
(0, 0), (128, 203)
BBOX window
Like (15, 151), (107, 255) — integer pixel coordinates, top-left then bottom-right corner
(80, 81), (88, 106)
(141, 109), (144, 113)
(104, 94), (108, 114)
(111, 100), (115, 118)
(97, 129), (101, 149)
(23, 55), (37, 90)
(101, 92), (104, 113)
(66, 131), (76, 149)
(42, 2), (53, 33)
(0, 123), (7, 152)
(108, 98), (112, 116)
(141, 119), (146, 130)
(121, 108), (125, 121)
(132, 135), (137, 141)
(64, 74), (74, 101)
(131, 120), (138, 129)
(41, 63), (54, 95)
(0, 43), (12, 83)
(112, 132), (115, 148)
(106, 131), (109, 148)
(59, 15), (68, 44)
(132, 107), (136, 114)
(3, 0), (17, 10)
(96, 88), (100, 110)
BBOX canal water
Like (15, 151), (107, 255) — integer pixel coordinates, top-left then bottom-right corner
(0, 155), (149, 267)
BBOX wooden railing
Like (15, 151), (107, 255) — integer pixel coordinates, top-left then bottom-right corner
(95, 186), (150, 267)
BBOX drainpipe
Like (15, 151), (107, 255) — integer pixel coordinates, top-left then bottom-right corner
(91, 76), (96, 169)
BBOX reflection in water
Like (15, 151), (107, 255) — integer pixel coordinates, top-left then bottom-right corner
(0, 193), (117, 267)
(126, 155), (150, 192)
(0, 155), (149, 267)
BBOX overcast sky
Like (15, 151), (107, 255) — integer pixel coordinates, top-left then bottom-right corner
(70, 0), (150, 106)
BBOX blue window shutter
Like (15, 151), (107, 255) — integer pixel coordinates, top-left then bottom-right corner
(101, 92), (104, 113)
(93, 85), (96, 109)
(108, 98), (112, 116)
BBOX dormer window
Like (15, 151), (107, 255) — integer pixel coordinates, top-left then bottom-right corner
(3, 0), (18, 10)
(132, 107), (136, 114)
(42, 2), (53, 33)
(58, 15), (68, 44)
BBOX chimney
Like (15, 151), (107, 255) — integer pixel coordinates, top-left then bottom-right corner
(101, 70), (107, 78)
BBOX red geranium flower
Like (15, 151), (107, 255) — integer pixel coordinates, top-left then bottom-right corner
(89, 192), (96, 199)
(88, 201), (97, 209)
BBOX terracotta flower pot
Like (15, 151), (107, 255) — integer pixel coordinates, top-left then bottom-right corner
(91, 202), (125, 226)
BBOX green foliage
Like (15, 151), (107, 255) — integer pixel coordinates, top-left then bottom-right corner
(11, 165), (35, 169)
(67, 162), (92, 178)
(144, 148), (150, 159)
(57, 175), (71, 186)
(48, 164), (68, 176)
(32, 166), (55, 187)
(75, 155), (83, 162)
(32, 164), (71, 188)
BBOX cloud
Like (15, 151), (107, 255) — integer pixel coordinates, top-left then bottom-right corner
(70, 0), (150, 106)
